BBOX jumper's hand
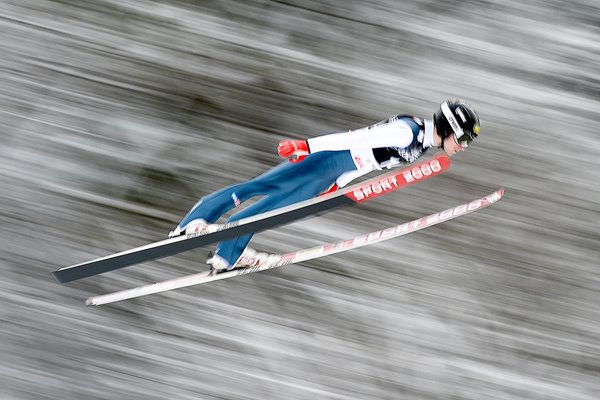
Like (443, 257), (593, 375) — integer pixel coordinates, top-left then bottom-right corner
(277, 140), (309, 163)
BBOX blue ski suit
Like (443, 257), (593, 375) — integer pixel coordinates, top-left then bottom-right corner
(177, 115), (436, 267)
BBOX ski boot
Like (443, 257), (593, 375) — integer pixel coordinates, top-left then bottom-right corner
(234, 248), (281, 269)
(168, 218), (218, 238)
(206, 252), (231, 274)
(206, 247), (279, 275)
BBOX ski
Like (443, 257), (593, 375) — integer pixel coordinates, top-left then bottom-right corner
(53, 154), (450, 284)
(54, 155), (450, 283)
(85, 187), (504, 306)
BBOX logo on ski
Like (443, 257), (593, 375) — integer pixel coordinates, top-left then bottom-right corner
(347, 158), (445, 202)
(351, 176), (399, 201)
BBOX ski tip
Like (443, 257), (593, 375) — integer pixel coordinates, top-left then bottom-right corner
(486, 187), (505, 204)
(437, 153), (452, 165)
(495, 187), (505, 199)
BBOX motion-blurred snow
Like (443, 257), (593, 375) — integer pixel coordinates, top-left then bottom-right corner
(1, 1), (599, 399)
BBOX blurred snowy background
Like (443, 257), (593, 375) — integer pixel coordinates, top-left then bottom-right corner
(1, 1), (599, 399)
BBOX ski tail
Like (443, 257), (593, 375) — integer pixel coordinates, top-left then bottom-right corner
(85, 188), (504, 306)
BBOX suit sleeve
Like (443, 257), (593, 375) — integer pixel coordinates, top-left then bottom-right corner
(307, 120), (415, 153)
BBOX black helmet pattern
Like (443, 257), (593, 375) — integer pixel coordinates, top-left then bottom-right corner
(433, 99), (480, 145)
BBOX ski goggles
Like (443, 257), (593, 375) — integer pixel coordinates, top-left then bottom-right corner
(441, 101), (478, 147)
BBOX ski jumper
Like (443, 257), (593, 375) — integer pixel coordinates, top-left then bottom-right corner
(177, 116), (436, 267)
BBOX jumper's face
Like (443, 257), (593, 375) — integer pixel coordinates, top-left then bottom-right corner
(443, 134), (467, 156)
